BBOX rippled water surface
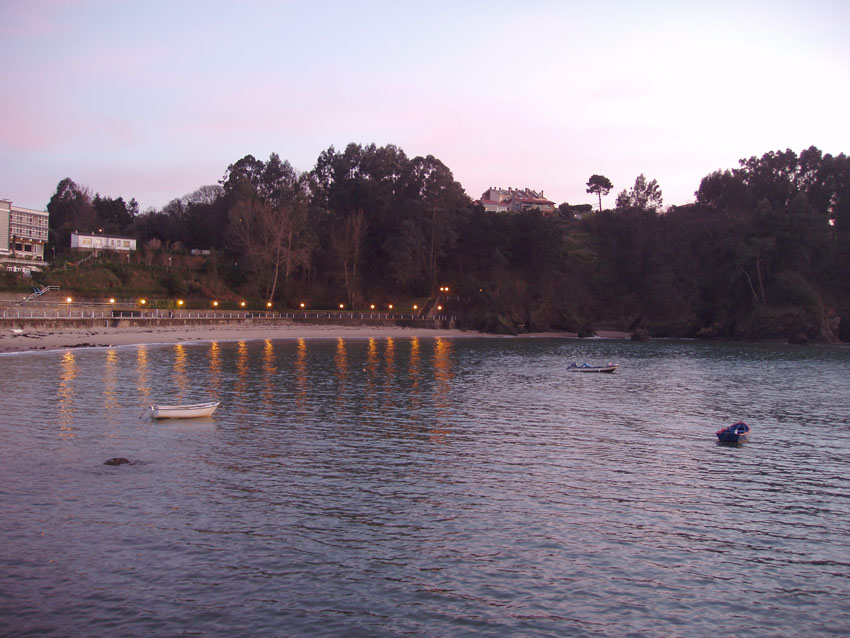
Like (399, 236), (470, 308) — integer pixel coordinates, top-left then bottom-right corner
(1, 337), (849, 637)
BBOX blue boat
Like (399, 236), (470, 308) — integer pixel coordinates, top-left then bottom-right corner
(716, 421), (750, 444)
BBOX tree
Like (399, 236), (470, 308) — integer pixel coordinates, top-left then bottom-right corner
(586, 175), (613, 212)
(409, 154), (469, 290)
(695, 169), (751, 210)
(330, 208), (368, 307)
(93, 194), (134, 234)
(47, 178), (95, 250)
(615, 174), (663, 212)
(223, 154), (313, 301)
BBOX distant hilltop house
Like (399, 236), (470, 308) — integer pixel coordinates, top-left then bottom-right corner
(477, 187), (556, 215)
(71, 231), (137, 253)
(0, 199), (49, 275)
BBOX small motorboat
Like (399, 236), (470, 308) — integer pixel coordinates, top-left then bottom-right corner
(147, 401), (220, 419)
(568, 362), (619, 373)
(716, 421), (750, 444)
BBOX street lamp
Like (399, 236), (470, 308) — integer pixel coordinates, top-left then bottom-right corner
(65, 296), (73, 303)
(212, 300), (219, 307)
(108, 298), (115, 304)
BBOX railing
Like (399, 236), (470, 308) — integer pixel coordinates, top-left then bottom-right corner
(22, 285), (60, 302)
(0, 309), (457, 322)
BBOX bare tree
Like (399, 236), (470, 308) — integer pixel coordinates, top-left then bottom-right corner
(225, 156), (314, 302)
(330, 209), (368, 307)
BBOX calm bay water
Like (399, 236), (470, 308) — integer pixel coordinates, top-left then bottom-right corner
(1, 336), (849, 637)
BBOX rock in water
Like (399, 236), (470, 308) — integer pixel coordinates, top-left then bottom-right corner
(104, 457), (130, 466)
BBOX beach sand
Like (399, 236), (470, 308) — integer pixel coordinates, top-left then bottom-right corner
(0, 323), (483, 354)
(0, 323), (631, 355)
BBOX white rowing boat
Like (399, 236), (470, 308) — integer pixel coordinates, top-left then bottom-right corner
(148, 401), (220, 419)
(567, 362), (619, 373)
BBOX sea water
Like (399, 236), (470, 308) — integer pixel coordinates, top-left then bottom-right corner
(1, 337), (848, 637)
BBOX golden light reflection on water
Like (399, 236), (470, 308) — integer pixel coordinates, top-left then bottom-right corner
(295, 338), (308, 415)
(172, 343), (188, 402)
(363, 337), (378, 408)
(432, 337), (454, 441)
(103, 349), (119, 425)
(383, 338), (396, 410)
(235, 341), (249, 416)
(335, 338), (348, 408)
(136, 346), (151, 407)
(262, 339), (277, 408)
(408, 337), (421, 410)
(208, 341), (221, 397)
(57, 350), (77, 438)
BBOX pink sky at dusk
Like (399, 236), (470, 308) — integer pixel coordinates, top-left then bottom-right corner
(2, 0), (849, 213)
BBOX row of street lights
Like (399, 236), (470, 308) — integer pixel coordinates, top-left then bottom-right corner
(63, 286), (451, 312)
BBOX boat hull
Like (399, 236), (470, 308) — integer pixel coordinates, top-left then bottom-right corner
(716, 421), (750, 444)
(151, 402), (220, 419)
(568, 364), (619, 373)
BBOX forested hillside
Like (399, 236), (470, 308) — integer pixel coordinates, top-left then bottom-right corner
(28, 144), (850, 342)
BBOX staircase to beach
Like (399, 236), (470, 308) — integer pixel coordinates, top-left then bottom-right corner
(22, 285), (60, 303)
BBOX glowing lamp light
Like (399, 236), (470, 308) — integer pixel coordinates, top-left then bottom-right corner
(388, 304), (393, 309)
(370, 304), (376, 310)
(140, 299), (147, 305)
(413, 304), (418, 310)
(339, 303), (344, 309)
(437, 305), (443, 311)
(66, 297), (73, 303)
(108, 298), (115, 304)
(266, 301), (272, 308)
(212, 300), (219, 307)
(240, 301), (246, 307)
(300, 302), (305, 308)
(177, 299), (184, 306)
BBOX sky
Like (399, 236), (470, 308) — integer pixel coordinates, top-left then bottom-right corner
(2, 0), (849, 213)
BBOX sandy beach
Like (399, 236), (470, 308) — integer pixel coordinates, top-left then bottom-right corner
(0, 323), (487, 355)
(0, 321), (633, 355)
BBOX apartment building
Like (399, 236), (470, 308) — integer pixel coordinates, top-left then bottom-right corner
(0, 199), (49, 275)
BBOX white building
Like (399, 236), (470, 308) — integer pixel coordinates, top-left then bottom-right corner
(71, 232), (137, 253)
(0, 199), (49, 275)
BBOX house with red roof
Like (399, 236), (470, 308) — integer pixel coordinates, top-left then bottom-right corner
(477, 187), (555, 215)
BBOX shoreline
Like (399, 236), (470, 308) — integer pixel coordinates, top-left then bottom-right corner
(0, 324), (477, 355)
(0, 322), (633, 355)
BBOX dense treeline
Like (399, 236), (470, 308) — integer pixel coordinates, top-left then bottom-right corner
(42, 144), (850, 342)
